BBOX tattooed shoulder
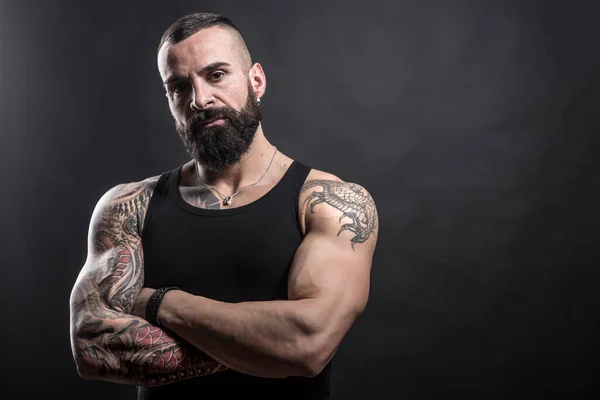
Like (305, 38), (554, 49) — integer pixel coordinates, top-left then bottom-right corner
(91, 176), (159, 250)
(105, 176), (158, 207)
(300, 174), (378, 250)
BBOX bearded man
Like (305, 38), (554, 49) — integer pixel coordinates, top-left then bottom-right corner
(69, 12), (379, 400)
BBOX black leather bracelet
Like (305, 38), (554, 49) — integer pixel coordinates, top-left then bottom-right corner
(145, 286), (180, 327)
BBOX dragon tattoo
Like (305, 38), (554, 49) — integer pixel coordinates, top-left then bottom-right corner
(301, 180), (378, 249)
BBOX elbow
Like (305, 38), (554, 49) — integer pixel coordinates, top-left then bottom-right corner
(294, 306), (364, 377)
(295, 335), (335, 378)
(300, 359), (327, 378)
(71, 339), (99, 381)
(292, 300), (364, 378)
(73, 355), (101, 381)
(77, 367), (97, 381)
(70, 335), (116, 382)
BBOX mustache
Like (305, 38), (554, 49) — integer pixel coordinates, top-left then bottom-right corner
(189, 107), (239, 130)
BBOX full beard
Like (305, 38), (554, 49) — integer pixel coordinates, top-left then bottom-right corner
(176, 84), (262, 172)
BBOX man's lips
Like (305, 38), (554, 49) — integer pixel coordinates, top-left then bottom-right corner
(200, 117), (225, 127)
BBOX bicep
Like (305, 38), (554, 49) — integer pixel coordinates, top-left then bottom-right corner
(71, 183), (149, 321)
(288, 180), (378, 328)
(71, 243), (143, 320)
(288, 231), (372, 313)
(85, 229), (144, 314)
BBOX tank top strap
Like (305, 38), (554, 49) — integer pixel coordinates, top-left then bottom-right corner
(286, 160), (312, 199)
(141, 168), (175, 238)
(278, 160), (312, 237)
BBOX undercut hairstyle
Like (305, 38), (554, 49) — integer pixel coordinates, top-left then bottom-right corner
(157, 12), (253, 71)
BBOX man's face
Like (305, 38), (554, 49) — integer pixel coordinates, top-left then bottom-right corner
(158, 26), (263, 172)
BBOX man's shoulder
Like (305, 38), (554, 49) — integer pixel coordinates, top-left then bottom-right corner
(303, 168), (344, 184)
(100, 175), (161, 207)
(88, 174), (163, 237)
(90, 174), (164, 223)
(298, 167), (378, 239)
(301, 168), (373, 198)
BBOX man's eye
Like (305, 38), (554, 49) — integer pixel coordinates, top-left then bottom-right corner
(166, 82), (189, 97)
(172, 84), (186, 94)
(209, 71), (225, 81)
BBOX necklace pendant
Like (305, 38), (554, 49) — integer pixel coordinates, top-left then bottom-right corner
(223, 196), (233, 206)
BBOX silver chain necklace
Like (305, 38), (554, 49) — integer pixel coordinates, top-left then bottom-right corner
(195, 146), (278, 206)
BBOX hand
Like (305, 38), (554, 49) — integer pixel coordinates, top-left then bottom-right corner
(131, 287), (156, 319)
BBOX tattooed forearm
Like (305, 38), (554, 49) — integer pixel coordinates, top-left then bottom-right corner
(73, 283), (224, 386)
(71, 180), (225, 386)
(301, 180), (378, 250)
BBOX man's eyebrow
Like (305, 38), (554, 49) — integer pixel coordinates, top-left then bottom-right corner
(164, 75), (185, 85)
(163, 62), (232, 85)
(199, 61), (231, 75)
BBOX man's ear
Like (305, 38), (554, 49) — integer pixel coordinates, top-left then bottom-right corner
(248, 62), (267, 100)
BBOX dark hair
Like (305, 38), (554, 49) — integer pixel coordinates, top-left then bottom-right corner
(157, 12), (252, 68)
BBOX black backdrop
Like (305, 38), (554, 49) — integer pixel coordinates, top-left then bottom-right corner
(2, 0), (599, 398)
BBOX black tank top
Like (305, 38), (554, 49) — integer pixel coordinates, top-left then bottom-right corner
(138, 160), (331, 399)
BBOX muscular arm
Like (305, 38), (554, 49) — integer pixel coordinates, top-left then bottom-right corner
(151, 178), (378, 378)
(69, 181), (225, 387)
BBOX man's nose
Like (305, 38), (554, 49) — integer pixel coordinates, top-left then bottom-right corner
(190, 80), (214, 111)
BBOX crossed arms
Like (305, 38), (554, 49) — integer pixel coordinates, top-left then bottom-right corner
(69, 179), (225, 386)
(69, 175), (378, 386)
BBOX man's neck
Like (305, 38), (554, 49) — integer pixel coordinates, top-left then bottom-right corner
(195, 126), (278, 193)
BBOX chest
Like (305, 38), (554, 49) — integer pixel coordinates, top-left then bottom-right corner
(141, 203), (303, 302)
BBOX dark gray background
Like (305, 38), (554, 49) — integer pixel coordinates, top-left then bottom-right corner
(2, 0), (599, 398)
